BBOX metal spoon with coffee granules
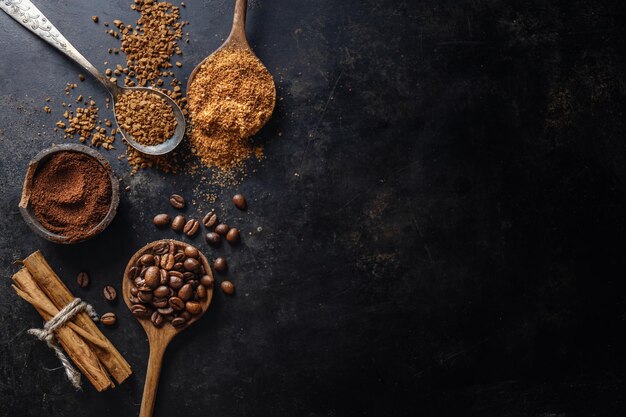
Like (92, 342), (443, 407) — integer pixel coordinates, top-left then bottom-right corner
(1, 0), (185, 156)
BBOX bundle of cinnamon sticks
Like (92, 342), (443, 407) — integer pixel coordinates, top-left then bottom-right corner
(12, 250), (132, 392)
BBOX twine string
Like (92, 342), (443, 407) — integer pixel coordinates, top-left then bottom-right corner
(27, 298), (98, 390)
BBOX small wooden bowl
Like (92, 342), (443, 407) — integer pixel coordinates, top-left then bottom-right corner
(19, 144), (120, 244)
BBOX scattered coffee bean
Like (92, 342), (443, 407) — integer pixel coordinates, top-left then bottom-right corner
(169, 194), (186, 209)
(202, 211), (217, 228)
(221, 281), (235, 295)
(215, 223), (230, 235)
(232, 194), (247, 210)
(205, 232), (221, 245)
(226, 228), (240, 243)
(153, 213), (170, 227)
(76, 272), (90, 288)
(183, 219), (200, 237)
(103, 285), (117, 301)
(213, 257), (227, 272)
(171, 215), (186, 232)
(101, 312), (117, 326)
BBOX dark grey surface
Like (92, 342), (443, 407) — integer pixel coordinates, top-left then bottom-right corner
(1, 0), (626, 416)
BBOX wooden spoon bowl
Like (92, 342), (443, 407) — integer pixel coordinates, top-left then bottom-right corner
(123, 239), (213, 417)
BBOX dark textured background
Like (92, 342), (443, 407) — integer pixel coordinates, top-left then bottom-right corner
(1, 0), (626, 416)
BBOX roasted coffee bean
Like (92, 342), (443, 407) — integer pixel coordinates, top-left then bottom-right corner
(169, 275), (184, 289)
(221, 281), (235, 295)
(183, 219), (200, 237)
(171, 215), (186, 232)
(182, 271), (195, 280)
(131, 304), (151, 318)
(130, 286), (139, 296)
(103, 285), (117, 301)
(157, 306), (174, 315)
(171, 317), (186, 328)
(151, 311), (164, 328)
(174, 252), (185, 262)
(173, 262), (185, 272)
(215, 223), (230, 235)
(213, 257), (227, 272)
(154, 285), (170, 298)
(160, 253), (175, 270)
(188, 279), (199, 289)
(178, 284), (193, 301)
(138, 291), (154, 303)
(160, 268), (168, 285)
(226, 228), (240, 243)
(179, 311), (192, 321)
(169, 270), (183, 278)
(169, 194), (186, 209)
(154, 242), (169, 255)
(232, 194), (247, 210)
(101, 312), (117, 326)
(152, 297), (169, 308)
(154, 254), (162, 266)
(139, 254), (155, 266)
(183, 257), (200, 272)
(185, 301), (202, 315)
(184, 245), (199, 258)
(164, 314), (174, 322)
(140, 266), (148, 278)
(196, 285), (207, 299)
(169, 296), (185, 311)
(127, 266), (139, 280)
(153, 213), (170, 227)
(77, 272), (90, 288)
(200, 275), (214, 288)
(205, 232), (221, 245)
(144, 266), (160, 289)
(202, 211), (217, 228)
(129, 295), (141, 304)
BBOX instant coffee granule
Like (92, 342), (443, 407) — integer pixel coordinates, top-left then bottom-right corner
(187, 47), (276, 170)
(115, 90), (177, 146)
(30, 152), (112, 241)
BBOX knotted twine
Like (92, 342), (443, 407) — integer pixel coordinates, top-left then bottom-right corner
(27, 298), (99, 390)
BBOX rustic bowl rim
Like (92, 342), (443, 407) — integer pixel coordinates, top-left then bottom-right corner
(18, 143), (120, 244)
(122, 239), (214, 332)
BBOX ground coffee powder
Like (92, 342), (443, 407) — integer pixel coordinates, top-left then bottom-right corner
(30, 151), (112, 240)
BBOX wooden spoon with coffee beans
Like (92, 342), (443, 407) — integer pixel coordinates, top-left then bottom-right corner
(123, 240), (213, 417)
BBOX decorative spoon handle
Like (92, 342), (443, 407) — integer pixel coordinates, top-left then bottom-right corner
(0, 0), (118, 94)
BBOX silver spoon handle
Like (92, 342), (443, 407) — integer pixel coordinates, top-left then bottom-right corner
(1, 0), (118, 95)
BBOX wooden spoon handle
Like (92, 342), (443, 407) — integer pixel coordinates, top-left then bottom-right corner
(139, 343), (167, 417)
(229, 0), (248, 43)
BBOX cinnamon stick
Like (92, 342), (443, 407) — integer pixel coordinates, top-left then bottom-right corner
(12, 268), (114, 392)
(22, 251), (132, 385)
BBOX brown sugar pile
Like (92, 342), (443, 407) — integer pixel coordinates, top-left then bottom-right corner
(115, 90), (177, 146)
(187, 47), (276, 170)
(30, 152), (112, 240)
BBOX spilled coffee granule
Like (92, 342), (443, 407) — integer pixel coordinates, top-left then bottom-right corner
(115, 90), (177, 146)
(187, 47), (276, 170)
(30, 152), (112, 241)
